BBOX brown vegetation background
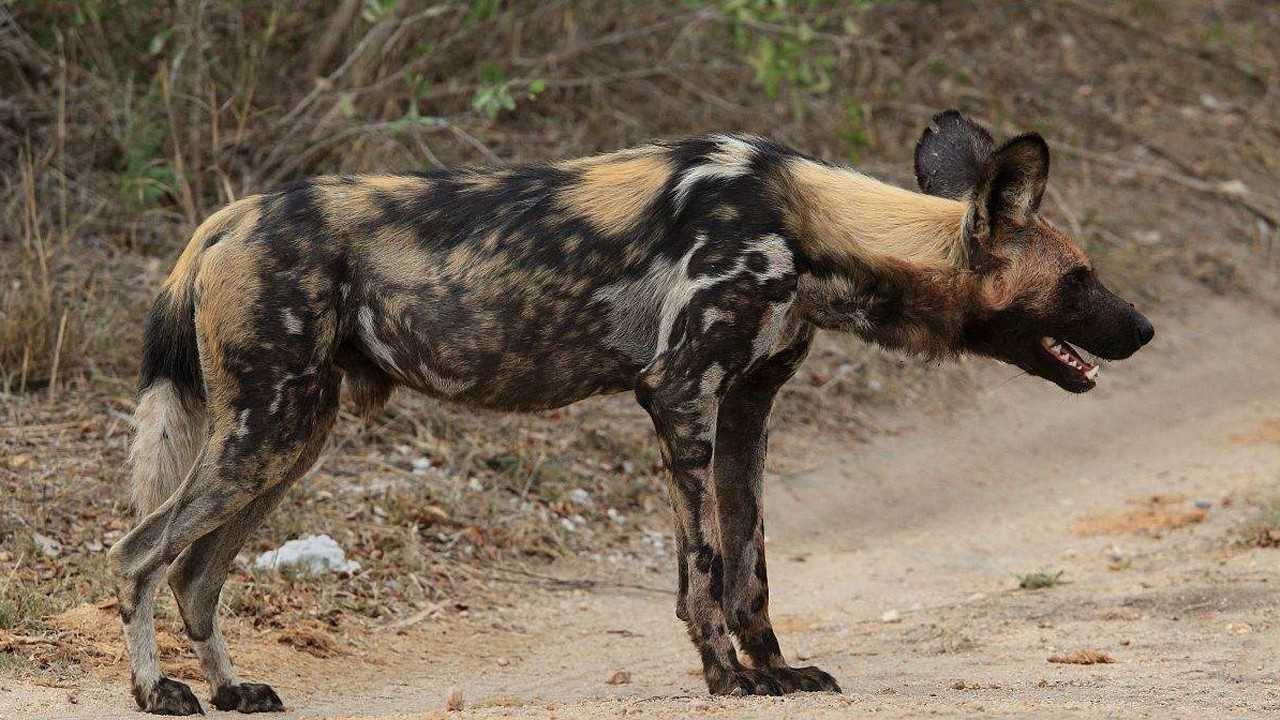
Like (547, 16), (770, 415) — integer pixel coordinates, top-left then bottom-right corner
(0, 0), (1277, 677)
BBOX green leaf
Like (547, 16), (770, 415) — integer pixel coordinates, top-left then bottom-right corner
(337, 93), (356, 119)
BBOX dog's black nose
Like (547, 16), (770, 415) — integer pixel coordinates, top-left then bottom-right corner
(1134, 314), (1154, 346)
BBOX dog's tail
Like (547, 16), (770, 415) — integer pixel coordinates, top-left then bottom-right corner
(128, 201), (251, 516)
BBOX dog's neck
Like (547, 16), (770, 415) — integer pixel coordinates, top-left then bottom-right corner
(779, 158), (971, 274)
(794, 262), (979, 358)
(777, 158), (980, 357)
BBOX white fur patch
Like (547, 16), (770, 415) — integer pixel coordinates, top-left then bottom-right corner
(281, 308), (303, 335)
(751, 301), (794, 361)
(699, 362), (726, 397)
(591, 240), (704, 361)
(673, 135), (757, 211)
(418, 362), (474, 397)
(748, 233), (794, 280)
(128, 381), (207, 516)
(358, 306), (404, 376)
(234, 408), (251, 439)
(655, 238), (714, 356)
(594, 231), (798, 365)
(701, 307), (731, 332)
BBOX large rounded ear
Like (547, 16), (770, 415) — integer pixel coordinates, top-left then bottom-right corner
(914, 110), (995, 199)
(973, 133), (1050, 233)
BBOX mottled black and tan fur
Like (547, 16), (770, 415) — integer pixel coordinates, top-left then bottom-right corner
(109, 111), (1153, 714)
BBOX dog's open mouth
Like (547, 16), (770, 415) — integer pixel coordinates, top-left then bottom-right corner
(1039, 336), (1099, 387)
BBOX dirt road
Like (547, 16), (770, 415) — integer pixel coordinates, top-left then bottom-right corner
(7, 290), (1280, 718)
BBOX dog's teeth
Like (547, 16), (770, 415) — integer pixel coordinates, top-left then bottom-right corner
(1085, 366), (1100, 381)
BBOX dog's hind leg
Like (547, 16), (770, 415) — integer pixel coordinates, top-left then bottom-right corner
(112, 240), (346, 713)
(167, 400), (334, 714)
(111, 360), (340, 714)
(168, 484), (293, 712)
(713, 325), (839, 692)
(109, 446), (272, 714)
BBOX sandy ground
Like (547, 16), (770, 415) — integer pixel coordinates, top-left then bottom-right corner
(5, 291), (1280, 719)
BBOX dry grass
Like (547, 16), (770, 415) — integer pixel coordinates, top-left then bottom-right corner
(1016, 569), (1064, 591)
(1, 0), (1278, 680)
(1236, 497), (1280, 549)
(3, 1), (1277, 381)
(1047, 649), (1115, 665)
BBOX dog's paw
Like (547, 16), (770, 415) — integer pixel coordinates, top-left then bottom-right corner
(768, 665), (842, 693)
(708, 665), (841, 696)
(136, 676), (204, 715)
(211, 682), (285, 713)
(707, 668), (782, 696)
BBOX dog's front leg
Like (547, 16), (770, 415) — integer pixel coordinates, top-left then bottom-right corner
(638, 344), (785, 696)
(714, 326), (840, 692)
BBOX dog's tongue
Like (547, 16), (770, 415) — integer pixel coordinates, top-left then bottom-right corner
(1041, 336), (1099, 380)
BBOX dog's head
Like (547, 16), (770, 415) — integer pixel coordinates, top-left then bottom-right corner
(915, 111), (1153, 393)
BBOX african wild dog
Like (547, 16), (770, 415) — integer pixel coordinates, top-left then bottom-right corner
(109, 110), (1153, 714)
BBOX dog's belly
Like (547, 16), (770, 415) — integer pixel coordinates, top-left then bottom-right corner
(349, 292), (653, 412)
(404, 346), (643, 411)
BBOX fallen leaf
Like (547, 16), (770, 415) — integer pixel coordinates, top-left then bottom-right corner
(273, 619), (339, 658)
(1048, 650), (1114, 665)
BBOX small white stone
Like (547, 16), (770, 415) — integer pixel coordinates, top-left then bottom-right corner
(880, 609), (901, 623)
(254, 534), (360, 575)
(570, 488), (592, 506)
(1218, 179), (1248, 196)
(32, 532), (62, 558)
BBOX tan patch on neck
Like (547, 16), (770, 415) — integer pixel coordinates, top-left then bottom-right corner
(784, 158), (968, 271)
(557, 151), (672, 236)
